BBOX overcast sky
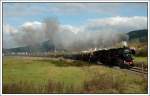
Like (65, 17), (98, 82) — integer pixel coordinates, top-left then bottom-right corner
(3, 3), (148, 48)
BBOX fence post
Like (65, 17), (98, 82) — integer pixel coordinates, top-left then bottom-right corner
(142, 62), (143, 74)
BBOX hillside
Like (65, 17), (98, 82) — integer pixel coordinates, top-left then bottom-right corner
(3, 40), (55, 53)
(127, 29), (148, 42)
(127, 29), (148, 57)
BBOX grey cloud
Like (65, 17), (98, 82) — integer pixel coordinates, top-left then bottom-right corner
(86, 16), (147, 33)
(3, 3), (146, 17)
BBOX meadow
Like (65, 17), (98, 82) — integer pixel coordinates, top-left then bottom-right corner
(134, 56), (147, 64)
(134, 56), (148, 69)
(3, 56), (148, 94)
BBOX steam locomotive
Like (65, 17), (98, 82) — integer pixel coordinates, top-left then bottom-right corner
(66, 47), (135, 68)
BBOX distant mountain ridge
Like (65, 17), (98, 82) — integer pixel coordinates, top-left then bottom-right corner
(3, 29), (148, 53)
(127, 29), (148, 42)
(3, 40), (57, 53)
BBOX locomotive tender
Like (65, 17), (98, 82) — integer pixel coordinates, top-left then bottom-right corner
(67, 47), (135, 68)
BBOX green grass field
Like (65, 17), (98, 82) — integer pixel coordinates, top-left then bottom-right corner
(134, 56), (147, 64)
(133, 56), (148, 68)
(3, 56), (148, 94)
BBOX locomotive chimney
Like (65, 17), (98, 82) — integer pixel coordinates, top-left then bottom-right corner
(122, 41), (128, 48)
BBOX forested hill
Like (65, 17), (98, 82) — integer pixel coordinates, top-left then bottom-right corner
(127, 29), (148, 42)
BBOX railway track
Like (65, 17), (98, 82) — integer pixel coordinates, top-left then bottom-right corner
(128, 66), (148, 74)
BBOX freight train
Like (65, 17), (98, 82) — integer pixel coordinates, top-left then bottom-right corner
(65, 47), (135, 68)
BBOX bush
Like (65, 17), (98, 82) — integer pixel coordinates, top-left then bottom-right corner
(136, 47), (148, 57)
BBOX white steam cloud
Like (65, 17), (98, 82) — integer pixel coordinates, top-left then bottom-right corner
(3, 16), (147, 50)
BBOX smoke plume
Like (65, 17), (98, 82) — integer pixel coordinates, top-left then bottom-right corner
(5, 17), (129, 51)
